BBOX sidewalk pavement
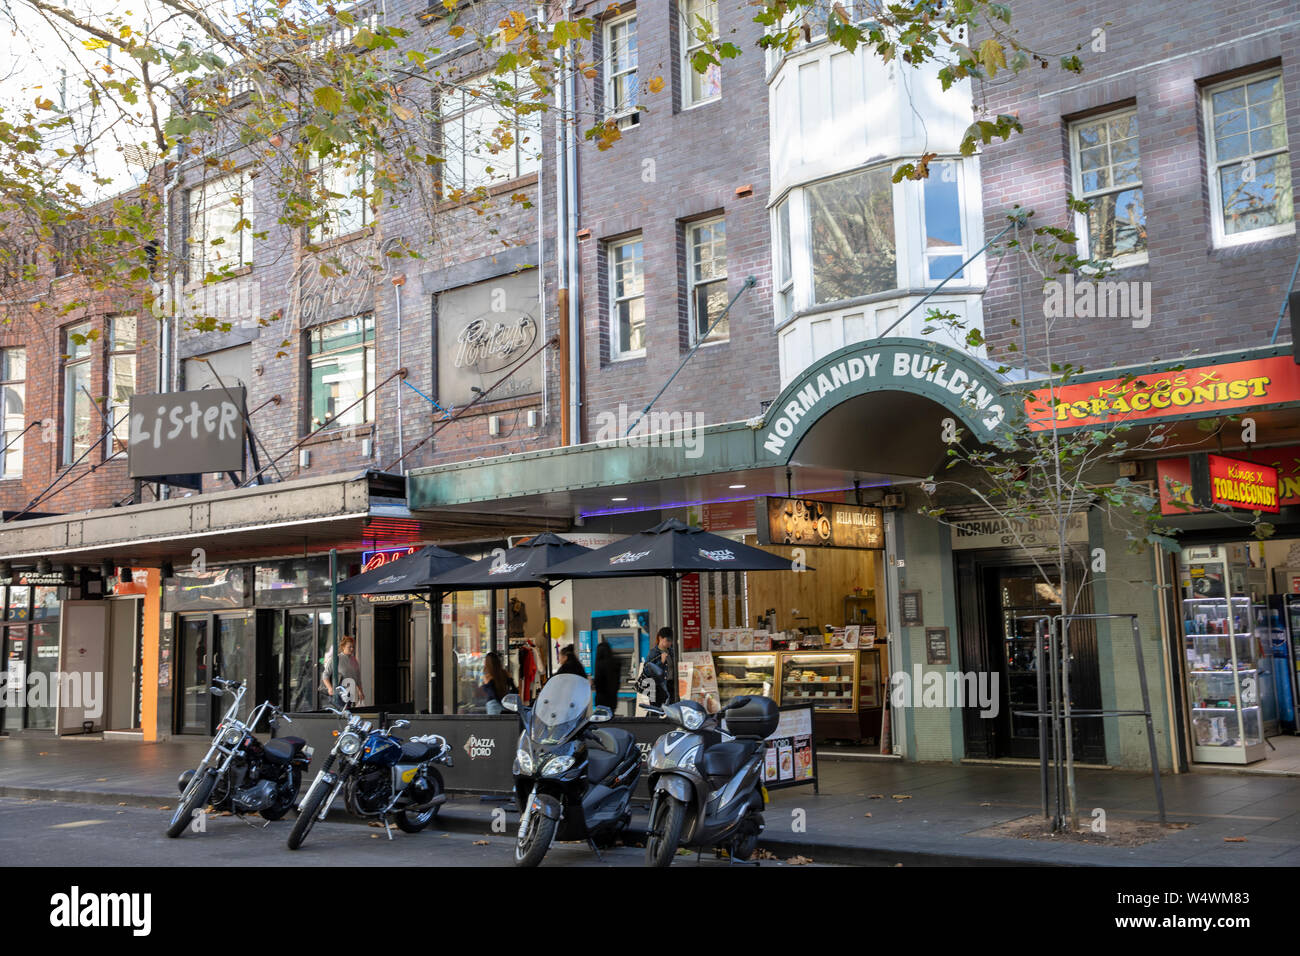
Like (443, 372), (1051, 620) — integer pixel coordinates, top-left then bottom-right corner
(3, 735), (1298, 866)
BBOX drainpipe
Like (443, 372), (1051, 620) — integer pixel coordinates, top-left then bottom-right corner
(555, 62), (570, 445)
(564, 0), (581, 444)
(394, 274), (405, 473)
(537, 0), (549, 433)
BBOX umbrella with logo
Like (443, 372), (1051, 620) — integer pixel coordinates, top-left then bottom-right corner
(335, 545), (473, 595)
(542, 518), (811, 701)
(426, 533), (593, 701)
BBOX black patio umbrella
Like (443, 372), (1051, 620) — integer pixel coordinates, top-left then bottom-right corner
(427, 532), (594, 684)
(543, 519), (811, 699)
(335, 545), (473, 595)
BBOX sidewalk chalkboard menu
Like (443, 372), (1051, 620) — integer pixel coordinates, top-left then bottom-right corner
(899, 589), (923, 627)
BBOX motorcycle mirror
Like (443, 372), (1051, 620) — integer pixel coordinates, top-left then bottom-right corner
(501, 694), (519, 713)
(210, 686), (224, 698)
(591, 706), (613, 723)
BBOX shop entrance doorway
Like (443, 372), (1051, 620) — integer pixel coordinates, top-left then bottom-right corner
(372, 604), (412, 712)
(959, 556), (1104, 762)
(106, 599), (143, 731)
(175, 611), (254, 734)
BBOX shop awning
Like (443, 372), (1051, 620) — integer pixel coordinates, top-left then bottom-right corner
(0, 470), (546, 568)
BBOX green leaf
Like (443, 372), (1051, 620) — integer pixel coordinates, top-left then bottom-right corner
(313, 87), (344, 114)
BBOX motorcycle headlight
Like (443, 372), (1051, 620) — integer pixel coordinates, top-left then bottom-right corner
(681, 708), (705, 731)
(338, 732), (361, 756)
(221, 725), (243, 747)
(542, 754), (575, 777)
(515, 749), (535, 775)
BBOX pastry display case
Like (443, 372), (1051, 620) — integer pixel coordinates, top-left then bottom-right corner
(777, 651), (858, 713)
(712, 652), (777, 704)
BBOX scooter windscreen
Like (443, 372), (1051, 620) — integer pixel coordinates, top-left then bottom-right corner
(528, 674), (592, 747)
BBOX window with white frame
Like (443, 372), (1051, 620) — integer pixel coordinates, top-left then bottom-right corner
(307, 314), (376, 431)
(440, 71), (542, 193)
(687, 218), (728, 343)
(1205, 72), (1293, 243)
(1070, 110), (1145, 264)
(188, 170), (254, 279)
(608, 237), (646, 359)
(107, 315), (136, 456)
(309, 152), (371, 243)
(1, 348), (25, 479)
(604, 14), (639, 127)
(62, 322), (93, 465)
(774, 198), (793, 321)
(807, 164), (896, 304)
(923, 160), (968, 280)
(679, 0), (720, 108)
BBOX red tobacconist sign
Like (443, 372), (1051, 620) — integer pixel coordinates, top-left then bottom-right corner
(1157, 455), (1281, 515)
(1206, 454), (1279, 514)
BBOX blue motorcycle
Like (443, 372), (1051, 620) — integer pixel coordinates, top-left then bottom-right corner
(287, 705), (453, 850)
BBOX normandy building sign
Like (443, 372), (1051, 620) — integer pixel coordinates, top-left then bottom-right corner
(760, 343), (1010, 459)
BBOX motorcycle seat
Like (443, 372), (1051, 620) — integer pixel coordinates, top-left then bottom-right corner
(588, 727), (636, 759)
(700, 740), (759, 781)
(586, 747), (620, 784)
(399, 740), (439, 762)
(264, 737), (307, 762)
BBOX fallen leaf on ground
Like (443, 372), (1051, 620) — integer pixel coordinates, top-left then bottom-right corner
(869, 794), (884, 800)
(1223, 837), (1248, 843)
(95, 778), (108, 782)
(755, 848), (779, 860)
(117, 802), (126, 806)
(863, 812), (872, 818)
(368, 821), (384, 827)
(370, 834), (379, 839)
(892, 794), (911, 800)
(473, 839), (490, 845)
(38, 752), (48, 756)
(785, 855), (812, 865)
(157, 805), (170, 810)
(980, 802), (992, 807)
(894, 862), (904, 867)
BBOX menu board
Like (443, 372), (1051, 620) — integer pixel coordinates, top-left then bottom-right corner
(925, 626), (950, 665)
(761, 705), (817, 791)
(681, 651), (720, 713)
(756, 497), (884, 549)
(899, 590), (923, 627)
(680, 574), (702, 651)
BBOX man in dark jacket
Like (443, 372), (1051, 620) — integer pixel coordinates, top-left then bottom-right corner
(644, 627), (676, 703)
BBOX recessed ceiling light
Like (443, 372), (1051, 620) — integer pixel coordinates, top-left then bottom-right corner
(611, 497), (628, 502)
(729, 484), (746, 489)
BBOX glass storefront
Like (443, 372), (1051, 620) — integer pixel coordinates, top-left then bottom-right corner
(450, 589), (497, 713)
(2, 586), (63, 732)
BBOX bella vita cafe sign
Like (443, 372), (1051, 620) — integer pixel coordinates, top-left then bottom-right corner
(1025, 353), (1300, 430)
(1157, 453), (1281, 516)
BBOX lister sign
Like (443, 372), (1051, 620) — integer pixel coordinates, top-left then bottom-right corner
(128, 389), (247, 480)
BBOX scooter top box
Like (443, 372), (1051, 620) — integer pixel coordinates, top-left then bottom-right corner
(722, 696), (780, 739)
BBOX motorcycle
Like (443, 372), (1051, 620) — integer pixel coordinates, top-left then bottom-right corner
(166, 677), (312, 838)
(287, 705), (452, 850)
(503, 674), (642, 867)
(643, 692), (780, 867)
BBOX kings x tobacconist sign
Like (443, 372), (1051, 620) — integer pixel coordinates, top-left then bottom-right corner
(1025, 353), (1300, 430)
(128, 389), (247, 480)
(1158, 454), (1282, 515)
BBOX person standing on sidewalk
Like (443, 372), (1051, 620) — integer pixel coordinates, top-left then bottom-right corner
(645, 628), (676, 704)
(322, 635), (365, 708)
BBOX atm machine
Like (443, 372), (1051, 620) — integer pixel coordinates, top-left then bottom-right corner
(580, 609), (649, 716)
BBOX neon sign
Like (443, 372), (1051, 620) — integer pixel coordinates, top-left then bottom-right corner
(361, 546), (418, 572)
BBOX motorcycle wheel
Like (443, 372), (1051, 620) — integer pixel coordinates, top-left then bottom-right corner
(286, 777), (329, 850)
(645, 795), (686, 868)
(514, 809), (556, 867)
(259, 769), (301, 822)
(731, 828), (759, 862)
(166, 770), (215, 839)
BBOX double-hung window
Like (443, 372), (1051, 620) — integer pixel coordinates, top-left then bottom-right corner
(609, 237), (646, 360)
(307, 314), (376, 432)
(62, 322), (93, 465)
(107, 315), (137, 456)
(1070, 110), (1145, 264)
(1205, 71), (1293, 244)
(188, 170), (253, 279)
(922, 160), (969, 280)
(687, 218), (728, 344)
(0, 348), (25, 479)
(439, 71), (542, 193)
(679, 0), (720, 108)
(309, 153), (371, 243)
(604, 14), (639, 127)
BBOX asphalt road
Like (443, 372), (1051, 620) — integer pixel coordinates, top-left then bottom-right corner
(0, 797), (828, 867)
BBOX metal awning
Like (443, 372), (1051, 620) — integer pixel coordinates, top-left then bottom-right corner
(0, 470), (547, 568)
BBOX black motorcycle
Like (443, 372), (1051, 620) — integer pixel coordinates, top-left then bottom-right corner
(166, 677), (312, 838)
(503, 674), (642, 867)
(287, 706), (453, 850)
(643, 694), (779, 866)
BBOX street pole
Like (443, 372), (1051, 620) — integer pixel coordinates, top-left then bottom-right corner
(330, 548), (339, 705)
